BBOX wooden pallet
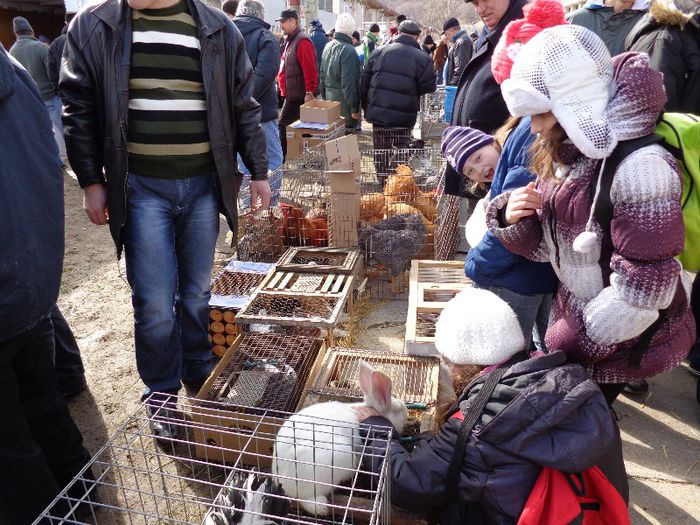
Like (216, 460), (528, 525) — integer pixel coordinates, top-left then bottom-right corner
(404, 260), (472, 356)
(275, 246), (362, 275)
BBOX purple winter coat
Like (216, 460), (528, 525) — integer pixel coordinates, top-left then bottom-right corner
(361, 351), (628, 524)
(487, 53), (695, 384)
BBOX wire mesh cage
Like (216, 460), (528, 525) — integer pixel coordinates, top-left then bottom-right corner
(35, 394), (394, 525)
(420, 88), (445, 124)
(208, 261), (274, 356)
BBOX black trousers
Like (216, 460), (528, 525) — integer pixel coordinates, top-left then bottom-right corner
(0, 316), (92, 525)
(50, 305), (85, 394)
(371, 126), (412, 186)
(278, 98), (303, 161)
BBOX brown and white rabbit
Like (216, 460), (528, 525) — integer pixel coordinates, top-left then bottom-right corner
(271, 361), (407, 516)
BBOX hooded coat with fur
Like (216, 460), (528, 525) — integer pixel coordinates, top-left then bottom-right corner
(625, 0), (700, 112)
(487, 53), (695, 384)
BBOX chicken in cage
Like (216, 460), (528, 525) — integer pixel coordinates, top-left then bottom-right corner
(35, 392), (395, 525)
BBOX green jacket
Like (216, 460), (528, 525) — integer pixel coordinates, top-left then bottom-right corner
(319, 32), (361, 126)
(9, 36), (53, 100)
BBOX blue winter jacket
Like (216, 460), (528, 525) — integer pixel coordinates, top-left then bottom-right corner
(361, 351), (629, 524)
(0, 48), (64, 343)
(309, 21), (328, 72)
(465, 116), (557, 294)
(233, 15), (281, 123)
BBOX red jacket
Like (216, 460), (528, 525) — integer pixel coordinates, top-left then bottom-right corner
(278, 31), (318, 98)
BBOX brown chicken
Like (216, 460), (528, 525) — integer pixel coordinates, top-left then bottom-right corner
(279, 203), (317, 247)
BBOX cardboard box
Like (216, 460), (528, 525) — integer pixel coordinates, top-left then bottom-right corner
(324, 134), (361, 172)
(299, 99), (341, 124)
(329, 194), (360, 248)
(328, 169), (361, 194)
(190, 335), (328, 466)
(286, 119), (344, 160)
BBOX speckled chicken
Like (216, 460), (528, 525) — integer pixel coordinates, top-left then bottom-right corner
(359, 213), (426, 291)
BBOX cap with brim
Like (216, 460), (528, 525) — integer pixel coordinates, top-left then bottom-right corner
(442, 17), (460, 34)
(276, 9), (298, 21)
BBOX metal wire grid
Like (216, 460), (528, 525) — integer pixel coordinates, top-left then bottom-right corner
(420, 88), (446, 123)
(34, 395), (393, 525)
(238, 293), (340, 327)
(204, 333), (323, 415)
(311, 349), (440, 406)
(415, 312), (441, 339)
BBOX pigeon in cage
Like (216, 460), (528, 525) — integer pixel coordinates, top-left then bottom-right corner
(208, 468), (289, 525)
(272, 361), (407, 517)
(407, 155), (439, 189)
(224, 358), (298, 408)
(359, 213), (427, 292)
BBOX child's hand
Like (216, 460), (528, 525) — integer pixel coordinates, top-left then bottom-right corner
(505, 182), (541, 225)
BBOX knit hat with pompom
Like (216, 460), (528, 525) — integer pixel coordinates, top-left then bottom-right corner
(491, 0), (567, 85)
(435, 288), (526, 366)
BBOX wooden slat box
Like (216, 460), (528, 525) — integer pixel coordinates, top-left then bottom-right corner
(404, 260), (472, 356)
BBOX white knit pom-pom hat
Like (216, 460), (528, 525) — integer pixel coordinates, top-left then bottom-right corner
(435, 288), (526, 366)
(501, 25), (617, 160)
(335, 13), (356, 36)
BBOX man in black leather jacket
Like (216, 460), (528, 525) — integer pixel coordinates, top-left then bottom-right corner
(60, 0), (271, 436)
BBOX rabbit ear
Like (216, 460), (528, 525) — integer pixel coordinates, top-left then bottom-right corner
(370, 371), (393, 411)
(358, 360), (374, 397)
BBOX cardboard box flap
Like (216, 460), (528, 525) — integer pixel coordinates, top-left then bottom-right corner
(328, 169), (361, 194)
(325, 135), (361, 172)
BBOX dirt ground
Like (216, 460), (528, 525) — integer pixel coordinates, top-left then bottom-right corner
(59, 171), (700, 524)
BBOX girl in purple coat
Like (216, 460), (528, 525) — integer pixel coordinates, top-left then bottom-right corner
(488, 24), (695, 404)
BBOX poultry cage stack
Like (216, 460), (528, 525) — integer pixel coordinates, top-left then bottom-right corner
(353, 144), (446, 296)
(236, 146), (330, 263)
(419, 87), (447, 143)
(235, 248), (360, 346)
(35, 394), (394, 525)
(208, 261), (274, 356)
(305, 347), (441, 435)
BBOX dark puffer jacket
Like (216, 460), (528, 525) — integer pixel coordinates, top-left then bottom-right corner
(446, 0), (526, 196)
(0, 47), (64, 342)
(625, 0), (700, 113)
(361, 352), (628, 524)
(233, 15), (281, 123)
(361, 34), (436, 128)
(60, 0), (267, 255)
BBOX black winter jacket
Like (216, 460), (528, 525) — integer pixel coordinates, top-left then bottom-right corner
(0, 48), (64, 343)
(361, 34), (436, 128)
(446, 0), (526, 196)
(59, 0), (267, 255)
(361, 352), (629, 524)
(47, 26), (67, 93)
(233, 15), (281, 123)
(445, 31), (473, 86)
(626, 0), (700, 113)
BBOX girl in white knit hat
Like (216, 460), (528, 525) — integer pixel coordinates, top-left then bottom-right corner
(355, 287), (627, 523)
(487, 24), (694, 404)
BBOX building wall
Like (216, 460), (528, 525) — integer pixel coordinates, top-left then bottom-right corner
(1, 8), (65, 50)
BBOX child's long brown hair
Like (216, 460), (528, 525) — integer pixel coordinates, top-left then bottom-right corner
(436, 359), (483, 426)
(528, 122), (567, 182)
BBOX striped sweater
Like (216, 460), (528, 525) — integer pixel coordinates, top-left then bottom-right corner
(128, 0), (214, 178)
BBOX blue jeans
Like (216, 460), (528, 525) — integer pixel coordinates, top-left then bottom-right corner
(123, 174), (218, 394)
(237, 119), (283, 176)
(44, 95), (65, 158)
(473, 284), (553, 352)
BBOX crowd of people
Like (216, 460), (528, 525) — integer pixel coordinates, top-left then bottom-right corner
(1, 0), (699, 523)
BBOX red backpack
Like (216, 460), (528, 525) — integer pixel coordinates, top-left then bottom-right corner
(518, 466), (630, 525)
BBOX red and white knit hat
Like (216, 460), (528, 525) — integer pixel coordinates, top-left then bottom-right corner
(491, 0), (567, 85)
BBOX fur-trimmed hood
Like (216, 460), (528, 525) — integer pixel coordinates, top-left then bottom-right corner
(648, 0), (692, 27)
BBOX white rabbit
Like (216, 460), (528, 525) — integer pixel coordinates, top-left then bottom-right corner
(271, 360), (407, 517)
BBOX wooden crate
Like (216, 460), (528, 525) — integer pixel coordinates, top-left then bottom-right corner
(208, 261), (274, 356)
(304, 347), (441, 433)
(190, 333), (328, 466)
(404, 260), (472, 356)
(275, 246), (362, 275)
